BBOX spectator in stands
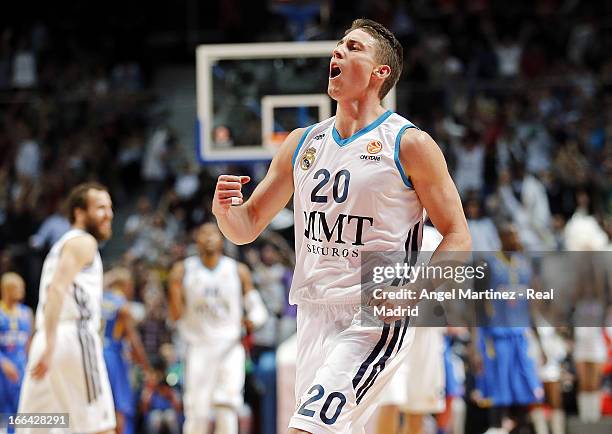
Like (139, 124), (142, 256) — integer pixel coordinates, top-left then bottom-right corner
(452, 130), (485, 198)
(139, 272), (172, 359)
(29, 211), (70, 251)
(142, 126), (171, 204)
(126, 212), (175, 266)
(124, 196), (154, 242)
(13, 120), (40, 182)
(464, 194), (501, 251)
(11, 38), (36, 89)
(118, 131), (145, 197)
(497, 163), (555, 251)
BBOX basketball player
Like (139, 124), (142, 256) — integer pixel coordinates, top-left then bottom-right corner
(470, 224), (543, 434)
(102, 268), (152, 434)
(212, 18), (471, 434)
(17, 182), (116, 434)
(168, 222), (268, 434)
(0, 273), (33, 434)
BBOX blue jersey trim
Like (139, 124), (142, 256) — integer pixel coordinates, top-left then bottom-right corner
(394, 123), (419, 189)
(292, 124), (317, 169)
(332, 110), (393, 147)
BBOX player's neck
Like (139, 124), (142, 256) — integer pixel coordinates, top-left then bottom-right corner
(200, 253), (221, 270)
(334, 97), (387, 139)
(0, 299), (17, 311)
(72, 222), (89, 235)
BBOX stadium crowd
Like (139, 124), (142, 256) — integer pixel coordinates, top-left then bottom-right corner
(0, 1), (610, 433)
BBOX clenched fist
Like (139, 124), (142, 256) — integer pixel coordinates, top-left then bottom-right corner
(212, 175), (251, 217)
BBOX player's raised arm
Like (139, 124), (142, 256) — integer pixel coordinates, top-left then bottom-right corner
(167, 260), (185, 322)
(31, 234), (97, 379)
(400, 129), (472, 255)
(212, 127), (304, 245)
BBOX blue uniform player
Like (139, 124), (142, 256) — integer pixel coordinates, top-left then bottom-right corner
(102, 268), (151, 434)
(470, 224), (543, 434)
(0, 273), (32, 432)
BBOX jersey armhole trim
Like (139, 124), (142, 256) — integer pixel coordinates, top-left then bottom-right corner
(291, 124), (317, 169)
(394, 124), (419, 189)
(58, 233), (97, 270)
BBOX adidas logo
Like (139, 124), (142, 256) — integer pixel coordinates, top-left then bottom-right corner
(314, 133), (325, 140)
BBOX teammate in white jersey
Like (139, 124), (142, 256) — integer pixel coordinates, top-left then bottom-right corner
(18, 182), (116, 434)
(213, 19), (471, 434)
(168, 223), (268, 434)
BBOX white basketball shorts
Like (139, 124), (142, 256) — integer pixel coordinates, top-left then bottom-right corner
(289, 302), (415, 434)
(17, 324), (116, 434)
(183, 340), (245, 420)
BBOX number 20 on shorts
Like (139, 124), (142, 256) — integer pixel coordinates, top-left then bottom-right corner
(297, 384), (347, 425)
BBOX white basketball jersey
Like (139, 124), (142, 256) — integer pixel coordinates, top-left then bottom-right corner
(291, 111), (424, 304)
(179, 255), (242, 344)
(35, 229), (103, 331)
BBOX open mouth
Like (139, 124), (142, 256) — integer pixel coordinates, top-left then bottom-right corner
(330, 65), (342, 79)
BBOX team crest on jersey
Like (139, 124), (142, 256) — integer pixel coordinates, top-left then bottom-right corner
(367, 140), (383, 154)
(300, 147), (317, 170)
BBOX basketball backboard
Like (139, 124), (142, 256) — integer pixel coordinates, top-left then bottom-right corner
(196, 41), (396, 163)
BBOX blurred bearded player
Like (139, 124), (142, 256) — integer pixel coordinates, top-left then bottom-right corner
(18, 182), (116, 434)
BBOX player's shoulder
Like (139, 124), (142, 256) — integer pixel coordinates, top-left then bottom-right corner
(220, 254), (243, 269)
(217, 255), (247, 276)
(63, 231), (97, 251)
(60, 232), (98, 264)
(397, 124), (444, 174)
(289, 117), (335, 167)
(286, 118), (331, 149)
(381, 112), (430, 153)
(299, 116), (335, 140)
(380, 112), (418, 132)
(399, 125), (434, 150)
(50, 229), (94, 252)
(282, 126), (310, 151)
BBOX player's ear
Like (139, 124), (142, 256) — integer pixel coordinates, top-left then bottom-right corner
(373, 65), (391, 79)
(73, 207), (86, 224)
